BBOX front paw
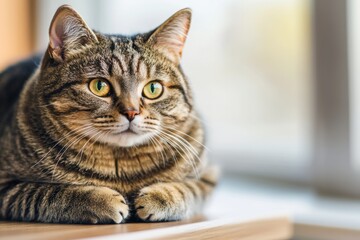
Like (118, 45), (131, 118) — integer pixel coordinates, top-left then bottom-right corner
(73, 186), (129, 224)
(134, 183), (189, 221)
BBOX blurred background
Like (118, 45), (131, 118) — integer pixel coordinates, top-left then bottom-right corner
(1, 0), (360, 238)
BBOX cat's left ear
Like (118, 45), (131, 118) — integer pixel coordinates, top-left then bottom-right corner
(47, 5), (98, 62)
(147, 8), (192, 65)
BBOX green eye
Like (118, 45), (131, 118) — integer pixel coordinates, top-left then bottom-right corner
(143, 81), (163, 99)
(89, 79), (111, 97)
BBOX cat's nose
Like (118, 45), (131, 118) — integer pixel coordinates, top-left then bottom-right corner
(122, 109), (140, 122)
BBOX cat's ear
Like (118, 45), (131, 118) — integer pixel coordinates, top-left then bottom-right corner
(147, 8), (192, 65)
(47, 5), (98, 62)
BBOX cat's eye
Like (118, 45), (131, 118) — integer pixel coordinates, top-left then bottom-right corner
(89, 79), (111, 97)
(143, 81), (163, 99)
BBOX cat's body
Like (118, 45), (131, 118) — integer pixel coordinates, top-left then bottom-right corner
(0, 6), (217, 223)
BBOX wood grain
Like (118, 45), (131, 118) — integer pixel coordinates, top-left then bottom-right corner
(294, 223), (360, 240)
(0, 215), (292, 240)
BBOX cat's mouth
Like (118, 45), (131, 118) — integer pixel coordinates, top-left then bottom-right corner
(99, 124), (154, 147)
(110, 127), (137, 136)
(122, 129), (137, 134)
(92, 120), (156, 147)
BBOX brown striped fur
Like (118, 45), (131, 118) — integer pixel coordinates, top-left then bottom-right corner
(0, 5), (218, 224)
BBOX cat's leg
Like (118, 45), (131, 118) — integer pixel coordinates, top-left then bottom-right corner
(135, 166), (219, 221)
(0, 181), (129, 224)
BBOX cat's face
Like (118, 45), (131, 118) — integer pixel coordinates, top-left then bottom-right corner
(38, 5), (193, 147)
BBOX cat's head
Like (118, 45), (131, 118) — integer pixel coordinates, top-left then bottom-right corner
(37, 5), (193, 147)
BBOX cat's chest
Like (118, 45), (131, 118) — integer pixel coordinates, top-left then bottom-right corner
(70, 144), (172, 178)
(55, 144), (188, 194)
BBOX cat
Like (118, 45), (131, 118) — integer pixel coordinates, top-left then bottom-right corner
(0, 5), (218, 224)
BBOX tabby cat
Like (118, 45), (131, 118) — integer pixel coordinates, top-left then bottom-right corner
(0, 5), (218, 223)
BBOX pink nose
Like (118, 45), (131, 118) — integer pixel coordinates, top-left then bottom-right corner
(123, 110), (140, 121)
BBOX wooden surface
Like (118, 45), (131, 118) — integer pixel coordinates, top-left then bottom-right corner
(0, 215), (292, 240)
(294, 223), (360, 240)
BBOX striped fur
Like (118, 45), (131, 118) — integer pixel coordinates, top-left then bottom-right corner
(0, 5), (218, 224)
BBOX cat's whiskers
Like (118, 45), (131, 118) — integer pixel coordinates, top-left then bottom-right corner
(148, 135), (169, 168)
(162, 128), (202, 162)
(141, 126), (179, 169)
(51, 128), (98, 169)
(159, 128), (199, 156)
(76, 130), (106, 165)
(156, 132), (185, 171)
(163, 125), (209, 151)
(157, 135), (179, 168)
(147, 137), (162, 171)
(147, 136), (160, 156)
(53, 127), (97, 162)
(164, 135), (198, 178)
(43, 128), (93, 178)
(50, 127), (98, 180)
(30, 124), (93, 169)
(51, 128), (107, 181)
(155, 129), (199, 178)
(142, 124), (199, 177)
(157, 128), (201, 178)
(87, 130), (112, 179)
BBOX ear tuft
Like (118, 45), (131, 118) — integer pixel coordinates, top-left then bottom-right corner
(147, 8), (192, 65)
(48, 5), (98, 62)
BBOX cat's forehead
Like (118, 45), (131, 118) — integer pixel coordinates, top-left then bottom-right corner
(78, 33), (173, 81)
(96, 32), (147, 55)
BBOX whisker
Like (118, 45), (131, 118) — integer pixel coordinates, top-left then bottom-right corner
(50, 127), (97, 180)
(160, 128), (200, 156)
(147, 137), (163, 169)
(157, 128), (201, 178)
(150, 134), (175, 168)
(76, 130), (103, 164)
(77, 130), (106, 166)
(30, 124), (93, 169)
(155, 130), (198, 178)
(163, 125), (209, 151)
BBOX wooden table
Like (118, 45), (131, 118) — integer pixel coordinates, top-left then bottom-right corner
(0, 215), (292, 240)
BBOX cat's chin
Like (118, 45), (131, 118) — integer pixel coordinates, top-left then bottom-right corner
(101, 131), (154, 147)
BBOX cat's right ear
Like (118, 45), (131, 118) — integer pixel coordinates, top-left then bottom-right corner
(46, 5), (98, 63)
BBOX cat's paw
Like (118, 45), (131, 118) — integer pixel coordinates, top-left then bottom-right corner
(76, 186), (129, 224)
(134, 183), (189, 221)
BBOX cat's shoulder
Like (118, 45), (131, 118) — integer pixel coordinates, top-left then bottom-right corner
(0, 55), (41, 85)
(0, 55), (42, 121)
